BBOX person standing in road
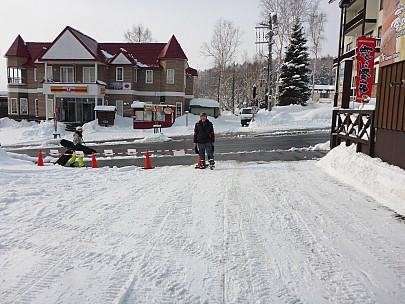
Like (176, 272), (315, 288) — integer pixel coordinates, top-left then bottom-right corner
(193, 112), (215, 169)
(69, 126), (85, 167)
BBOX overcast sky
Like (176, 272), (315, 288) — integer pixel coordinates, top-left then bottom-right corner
(0, 0), (339, 91)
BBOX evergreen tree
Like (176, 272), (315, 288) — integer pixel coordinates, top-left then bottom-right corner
(278, 20), (311, 106)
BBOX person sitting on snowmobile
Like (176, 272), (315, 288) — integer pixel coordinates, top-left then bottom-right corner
(193, 112), (215, 169)
(69, 126), (85, 167)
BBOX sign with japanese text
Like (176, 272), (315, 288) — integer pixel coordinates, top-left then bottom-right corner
(356, 37), (376, 103)
(380, 0), (405, 66)
(50, 86), (88, 93)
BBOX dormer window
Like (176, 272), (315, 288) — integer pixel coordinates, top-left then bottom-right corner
(146, 70), (153, 84)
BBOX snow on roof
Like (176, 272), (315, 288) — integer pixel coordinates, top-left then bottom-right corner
(131, 101), (150, 108)
(94, 106), (116, 112)
(190, 98), (219, 108)
(314, 85), (335, 90)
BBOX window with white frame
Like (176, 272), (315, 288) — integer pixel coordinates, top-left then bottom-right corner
(10, 98), (18, 114)
(144, 110), (153, 121)
(135, 110), (152, 121)
(135, 110), (144, 121)
(116, 67), (124, 81)
(83, 67), (95, 83)
(60, 66), (74, 83)
(146, 70), (153, 84)
(34, 68), (37, 82)
(47, 99), (54, 118)
(167, 69), (174, 84)
(134, 68), (138, 82)
(20, 98), (28, 115)
(35, 99), (39, 117)
(46, 66), (53, 80)
(154, 109), (165, 122)
(176, 102), (182, 118)
(7, 67), (23, 84)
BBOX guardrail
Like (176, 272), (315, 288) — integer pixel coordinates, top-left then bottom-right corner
(330, 109), (376, 156)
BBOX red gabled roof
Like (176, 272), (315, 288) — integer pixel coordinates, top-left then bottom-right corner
(38, 26), (107, 62)
(6, 27), (193, 70)
(23, 42), (51, 67)
(158, 35), (187, 60)
(5, 35), (30, 58)
(67, 26), (106, 61)
(100, 43), (166, 68)
(186, 67), (198, 77)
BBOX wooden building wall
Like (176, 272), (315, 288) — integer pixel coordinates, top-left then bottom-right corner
(374, 60), (405, 170)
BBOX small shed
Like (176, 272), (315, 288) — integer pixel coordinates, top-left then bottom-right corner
(189, 98), (220, 118)
(94, 106), (116, 127)
(0, 91), (8, 118)
(131, 101), (176, 129)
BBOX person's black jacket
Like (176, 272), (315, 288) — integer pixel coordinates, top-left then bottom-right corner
(194, 119), (215, 144)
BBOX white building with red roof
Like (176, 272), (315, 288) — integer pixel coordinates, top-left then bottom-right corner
(4, 26), (197, 126)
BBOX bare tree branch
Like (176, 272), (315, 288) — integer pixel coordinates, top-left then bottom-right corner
(124, 24), (155, 43)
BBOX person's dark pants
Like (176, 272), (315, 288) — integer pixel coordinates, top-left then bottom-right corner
(198, 142), (214, 162)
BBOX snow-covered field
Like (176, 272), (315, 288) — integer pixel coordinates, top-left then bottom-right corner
(1, 102), (405, 303)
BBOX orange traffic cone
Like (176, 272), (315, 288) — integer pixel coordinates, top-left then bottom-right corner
(143, 150), (153, 169)
(195, 156), (201, 169)
(37, 150), (44, 166)
(91, 152), (98, 168)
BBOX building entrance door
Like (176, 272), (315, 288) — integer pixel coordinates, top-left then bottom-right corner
(83, 98), (95, 122)
(62, 98), (76, 122)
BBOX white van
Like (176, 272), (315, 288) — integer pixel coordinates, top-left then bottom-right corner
(240, 107), (254, 127)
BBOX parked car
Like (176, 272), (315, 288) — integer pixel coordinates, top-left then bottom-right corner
(240, 107), (254, 127)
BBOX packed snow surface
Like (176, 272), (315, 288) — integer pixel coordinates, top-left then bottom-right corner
(1, 102), (405, 303)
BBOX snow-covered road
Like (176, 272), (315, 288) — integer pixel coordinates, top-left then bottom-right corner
(1, 159), (405, 303)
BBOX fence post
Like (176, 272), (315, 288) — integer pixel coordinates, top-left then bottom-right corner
(330, 109), (338, 149)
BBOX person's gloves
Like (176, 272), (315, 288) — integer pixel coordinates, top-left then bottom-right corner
(194, 146), (199, 154)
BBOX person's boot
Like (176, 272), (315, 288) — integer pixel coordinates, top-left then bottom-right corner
(200, 161), (206, 169)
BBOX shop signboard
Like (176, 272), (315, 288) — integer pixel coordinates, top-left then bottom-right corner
(380, 0), (405, 67)
(355, 37), (376, 103)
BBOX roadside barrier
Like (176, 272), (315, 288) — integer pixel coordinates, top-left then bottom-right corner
(41, 148), (194, 157)
(91, 152), (98, 168)
(143, 150), (153, 169)
(38, 147), (195, 168)
(37, 150), (44, 166)
(195, 156), (201, 169)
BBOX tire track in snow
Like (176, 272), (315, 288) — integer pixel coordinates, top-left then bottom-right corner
(221, 167), (305, 303)
(290, 164), (405, 297)
(114, 167), (222, 303)
(261, 162), (376, 303)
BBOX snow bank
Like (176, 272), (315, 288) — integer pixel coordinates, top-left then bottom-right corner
(319, 144), (405, 216)
(0, 103), (333, 146)
(250, 103), (333, 130)
(0, 147), (34, 167)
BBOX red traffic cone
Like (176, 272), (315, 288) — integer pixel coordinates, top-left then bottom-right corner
(91, 152), (98, 168)
(37, 150), (44, 166)
(195, 156), (201, 169)
(143, 150), (153, 169)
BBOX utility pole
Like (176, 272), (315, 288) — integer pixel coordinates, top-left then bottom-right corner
(231, 66), (235, 114)
(256, 13), (277, 111)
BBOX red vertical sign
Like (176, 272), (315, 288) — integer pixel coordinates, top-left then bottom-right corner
(356, 37), (376, 103)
